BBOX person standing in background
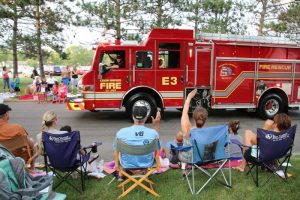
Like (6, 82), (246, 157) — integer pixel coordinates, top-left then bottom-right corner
(31, 67), (39, 79)
(71, 66), (79, 94)
(46, 73), (57, 92)
(13, 74), (21, 96)
(2, 66), (10, 92)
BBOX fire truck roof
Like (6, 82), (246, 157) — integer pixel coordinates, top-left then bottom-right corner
(148, 28), (194, 40)
(197, 32), (299, 46)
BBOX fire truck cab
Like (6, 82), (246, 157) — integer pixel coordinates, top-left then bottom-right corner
(68, 28), (300, 120)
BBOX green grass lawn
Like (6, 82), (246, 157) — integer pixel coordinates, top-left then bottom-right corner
(54, 156), (300, 200)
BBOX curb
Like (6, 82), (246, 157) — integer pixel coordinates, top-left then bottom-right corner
(3, 99), (36, 102)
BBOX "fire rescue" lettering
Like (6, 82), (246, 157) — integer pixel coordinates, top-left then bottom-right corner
(162, 77), (177, 85)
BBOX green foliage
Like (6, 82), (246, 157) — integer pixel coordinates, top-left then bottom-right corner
(269, 1), (300, 42)
(138, 0), (184, 28)
(63, 45), (94, 66)
(79, 0), (138, 39)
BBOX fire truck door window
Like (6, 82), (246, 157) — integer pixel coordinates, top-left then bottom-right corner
(99, 51), (125, 69)
(136, 51), (153, 68)
(158, 43), (180, 69)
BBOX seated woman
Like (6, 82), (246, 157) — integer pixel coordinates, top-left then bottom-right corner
(35, 111), (69, 156)
(234, 113), (291, 172)
(178, 89), (208, 173)
(228, 120), (243, 160)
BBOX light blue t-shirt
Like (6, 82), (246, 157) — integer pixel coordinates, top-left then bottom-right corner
(116, 125), (159, 168)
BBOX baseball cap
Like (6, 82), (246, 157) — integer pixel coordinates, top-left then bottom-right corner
(116, 54), (121, 59)
(0, 104), (11, 115)
(132, 105), (148, 120)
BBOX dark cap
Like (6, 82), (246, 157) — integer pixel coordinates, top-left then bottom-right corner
(0, 104), (11, 115)
(132, 105), (148, 120)
(116, 54), (121, 59)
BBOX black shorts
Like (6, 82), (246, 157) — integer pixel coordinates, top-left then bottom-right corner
(244, 148), (258, 164)
(14, 87), (20, 92)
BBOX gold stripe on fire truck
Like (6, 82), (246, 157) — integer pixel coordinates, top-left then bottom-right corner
(215, 71), (294, 98)
(83, 91), (183, 99)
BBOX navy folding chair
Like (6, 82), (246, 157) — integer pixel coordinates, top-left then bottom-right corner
(247, 125), (297, 187)
(42, 131), (90, 193)
(174, 124), (231, 195)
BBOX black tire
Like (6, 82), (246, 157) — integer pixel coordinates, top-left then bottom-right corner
(125, 93), (157, 122)
(258, 93), (286, 119)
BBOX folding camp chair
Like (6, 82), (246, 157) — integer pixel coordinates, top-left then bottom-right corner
(175, 124), (231, 195)
(114, 138), (161, 199)
(42, 131), (90, 193)
(246, 125), (297, 187)
(0, 135), (34, 169)
(0, 145), (66, 200)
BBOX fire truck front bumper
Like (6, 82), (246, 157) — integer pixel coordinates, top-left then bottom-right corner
(67, 95), (85, 111)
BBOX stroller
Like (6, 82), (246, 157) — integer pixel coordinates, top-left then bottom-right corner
(0, 145), (66, 200)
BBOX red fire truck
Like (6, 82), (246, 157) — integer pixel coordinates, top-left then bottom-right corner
(67, 28), (300, 119)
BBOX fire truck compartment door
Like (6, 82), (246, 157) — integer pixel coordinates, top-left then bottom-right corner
(214, 60), (256, 104)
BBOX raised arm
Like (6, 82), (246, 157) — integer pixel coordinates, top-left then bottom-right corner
(181, 89), (198, 138)
(151, 111), (161, 134)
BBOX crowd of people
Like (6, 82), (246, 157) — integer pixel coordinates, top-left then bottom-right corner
(1, 65), (81, 103)
(0, 88), (293, 178)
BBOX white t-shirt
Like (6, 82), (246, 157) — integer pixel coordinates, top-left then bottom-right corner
(46, 77), (57, 85)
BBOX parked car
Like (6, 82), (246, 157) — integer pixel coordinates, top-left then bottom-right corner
(52, 66), (62, 76)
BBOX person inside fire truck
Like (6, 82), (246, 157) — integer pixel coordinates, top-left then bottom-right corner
(105, 54), (125, 69)
(178, 89), (209, 174)
(233, 113), (292, 172)
(158, 58), (165, 68)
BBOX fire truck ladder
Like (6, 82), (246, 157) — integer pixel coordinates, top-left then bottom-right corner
(197, 33), (299, 45)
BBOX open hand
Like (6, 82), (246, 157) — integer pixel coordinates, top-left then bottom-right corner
(151, 111), (161, 127)
(187, 88), (198, 100)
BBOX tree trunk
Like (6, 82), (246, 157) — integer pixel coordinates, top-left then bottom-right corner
(36, 1), (44, 78)
(12, 1), (18, 77)
(116, 0), (121, 42)
(194, 0), (200, 38)
(258, 0), (268, 36)
(156, 0), (163, 27)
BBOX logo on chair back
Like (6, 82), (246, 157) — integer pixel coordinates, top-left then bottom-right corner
(135, 131), (144, 137)
(265, 132), (289, 141)
(49, 136), (72, 143)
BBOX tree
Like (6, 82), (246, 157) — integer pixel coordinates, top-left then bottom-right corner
(249, 0), (287, 36)
(268, 1), (300, 42)
(183, 0), (247, 37)
(0, 0), (31, 75)
(79, 0), (139, 41)
(19, 0), (74, 77)
(63, 45), (94, 66)
(134, 0), (184, 34)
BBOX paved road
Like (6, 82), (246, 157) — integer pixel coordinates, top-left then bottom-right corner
(6, 102), (300, 161)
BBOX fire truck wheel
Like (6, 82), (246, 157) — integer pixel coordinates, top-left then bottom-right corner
(258, 93), (285, 119)
(125, 93), (157, 122)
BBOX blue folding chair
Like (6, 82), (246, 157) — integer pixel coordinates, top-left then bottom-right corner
(173, 124), (231, 194)
(247, 125), (297, 187)
(42, 131), (90, 193)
